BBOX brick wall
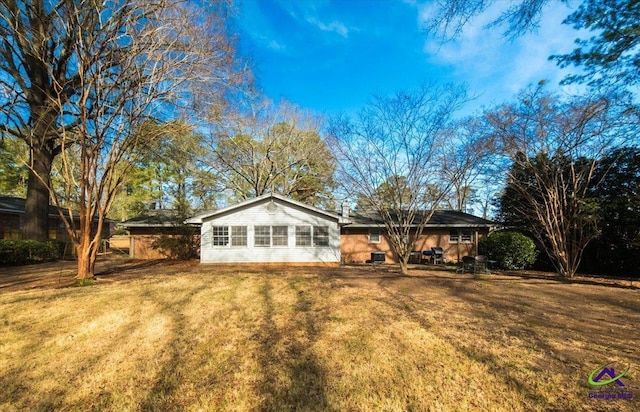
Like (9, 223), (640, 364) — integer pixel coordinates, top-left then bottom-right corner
(340, 227), (490, 264)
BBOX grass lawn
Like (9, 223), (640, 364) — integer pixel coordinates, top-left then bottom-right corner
(0, 258), (639, 411)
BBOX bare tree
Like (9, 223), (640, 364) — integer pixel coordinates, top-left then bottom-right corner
(328, 84), (475, 275)
(441, 117), (501, 213)
(487, 84), (625, 278)
(27, 0), (247, 279)
(211, 99), (336, 207)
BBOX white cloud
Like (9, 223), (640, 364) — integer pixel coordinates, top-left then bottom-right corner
(306, 17), (350, 38)
(419, 2), (586, 108)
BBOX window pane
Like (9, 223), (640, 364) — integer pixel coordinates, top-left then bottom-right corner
(272, 226), (288, 246)
(231, 226), (247, 247)
(296, 226), (312, 246)
(212, 226), (229, 247)
(369, 228), (381, 243)
(255, 226), (270, 247)
(313, 226), (329, 247)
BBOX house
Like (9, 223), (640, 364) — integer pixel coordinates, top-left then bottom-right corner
(185, 193), (345, 264)
(121, 210), (196, 259)
(182, 194), (494, 265)
(0, 197), (111, 242)
(340, 209), (495, 264)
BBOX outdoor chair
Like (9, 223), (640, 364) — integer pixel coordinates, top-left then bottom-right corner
(457, 255), (490, 274)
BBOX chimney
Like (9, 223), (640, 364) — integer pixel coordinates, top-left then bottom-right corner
(341, 201), (350, 218)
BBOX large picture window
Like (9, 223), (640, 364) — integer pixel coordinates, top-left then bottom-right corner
(212, 226), (229, 247)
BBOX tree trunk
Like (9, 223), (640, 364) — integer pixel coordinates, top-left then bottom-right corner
(23, 146), (53, 240)
(399, 256), (410, 275)
(76, 235), (96, 280)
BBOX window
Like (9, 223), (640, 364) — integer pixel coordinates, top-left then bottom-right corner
(313, 226), (329, 247)
(254, 226), (288, 247)
(231, 226), (247, 247)
(368, 228), (381, 243)
(296, 226), (312, 246)
(255, 226), (271, 247)
(450, 230), (473, 244)
(212, 226), (229, 246)
(272, 226), (288, 246)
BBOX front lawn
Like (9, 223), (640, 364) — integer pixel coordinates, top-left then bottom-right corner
(0, 260), (638, 411)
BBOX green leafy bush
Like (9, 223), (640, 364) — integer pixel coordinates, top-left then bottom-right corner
(0, 240), (63, 266)
(479, 231), (537, 270)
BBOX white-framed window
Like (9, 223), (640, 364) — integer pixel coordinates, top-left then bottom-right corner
(450, 230), (473, 244)
(296, 226), (312, 246)
(296, 226), (330, 247)
(254, 226), (288, 247)
(255, 226), (271, 247)
(231, 226), (247, 247)
(313, 226), (329, 247)
(368, 227), (381, 244)
(212, 226), (229, 246)
(272, 226), (288, 246)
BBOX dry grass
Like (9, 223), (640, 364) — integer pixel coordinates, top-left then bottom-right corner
(0, 258), (639, 411)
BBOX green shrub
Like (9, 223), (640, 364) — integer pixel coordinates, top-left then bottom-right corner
(0, 240), (63, 266)
(479, 231), (537, 270)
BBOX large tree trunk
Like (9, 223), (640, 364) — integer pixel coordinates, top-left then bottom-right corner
(23, 146), (53, 240)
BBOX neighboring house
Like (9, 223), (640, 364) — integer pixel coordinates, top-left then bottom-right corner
(0, 197), (67, 240)
(121, 209), (192, 259)
(185, 193), (345, 264)
(0, 196), (111, 242)
(340, 209), (495, 264)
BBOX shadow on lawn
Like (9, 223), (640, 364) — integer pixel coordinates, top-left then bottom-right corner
(255, 277), (330, 411)
(373, 273), (640, 410)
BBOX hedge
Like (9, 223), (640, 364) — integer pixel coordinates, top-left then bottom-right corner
(0, 240), (64, 266)
(479, 231), (537, 270)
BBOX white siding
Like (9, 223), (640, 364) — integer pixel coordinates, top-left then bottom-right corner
(199, 198), (341, 264)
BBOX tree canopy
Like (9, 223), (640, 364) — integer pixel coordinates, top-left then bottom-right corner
(551, 0), (640, 89)
(211, 100), (336, 207)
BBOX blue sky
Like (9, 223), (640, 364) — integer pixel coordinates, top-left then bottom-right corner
(235, 0), (584, 117)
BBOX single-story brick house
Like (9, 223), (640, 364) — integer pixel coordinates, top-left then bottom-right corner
(340, 209), (495, 264)
(181, 194), (495, 265)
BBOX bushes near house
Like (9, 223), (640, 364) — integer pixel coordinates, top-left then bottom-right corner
(479, 231), (537, 270)
(0, 240), (63, 266)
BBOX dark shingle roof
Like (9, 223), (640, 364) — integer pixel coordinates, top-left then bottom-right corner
(0, 197), (60, 216)
(346, 209), (494, 228)
(121, 209), (185, 228)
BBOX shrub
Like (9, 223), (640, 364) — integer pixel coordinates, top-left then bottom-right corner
(479, 231), (537, 270)
(0, 240), (63, 266)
